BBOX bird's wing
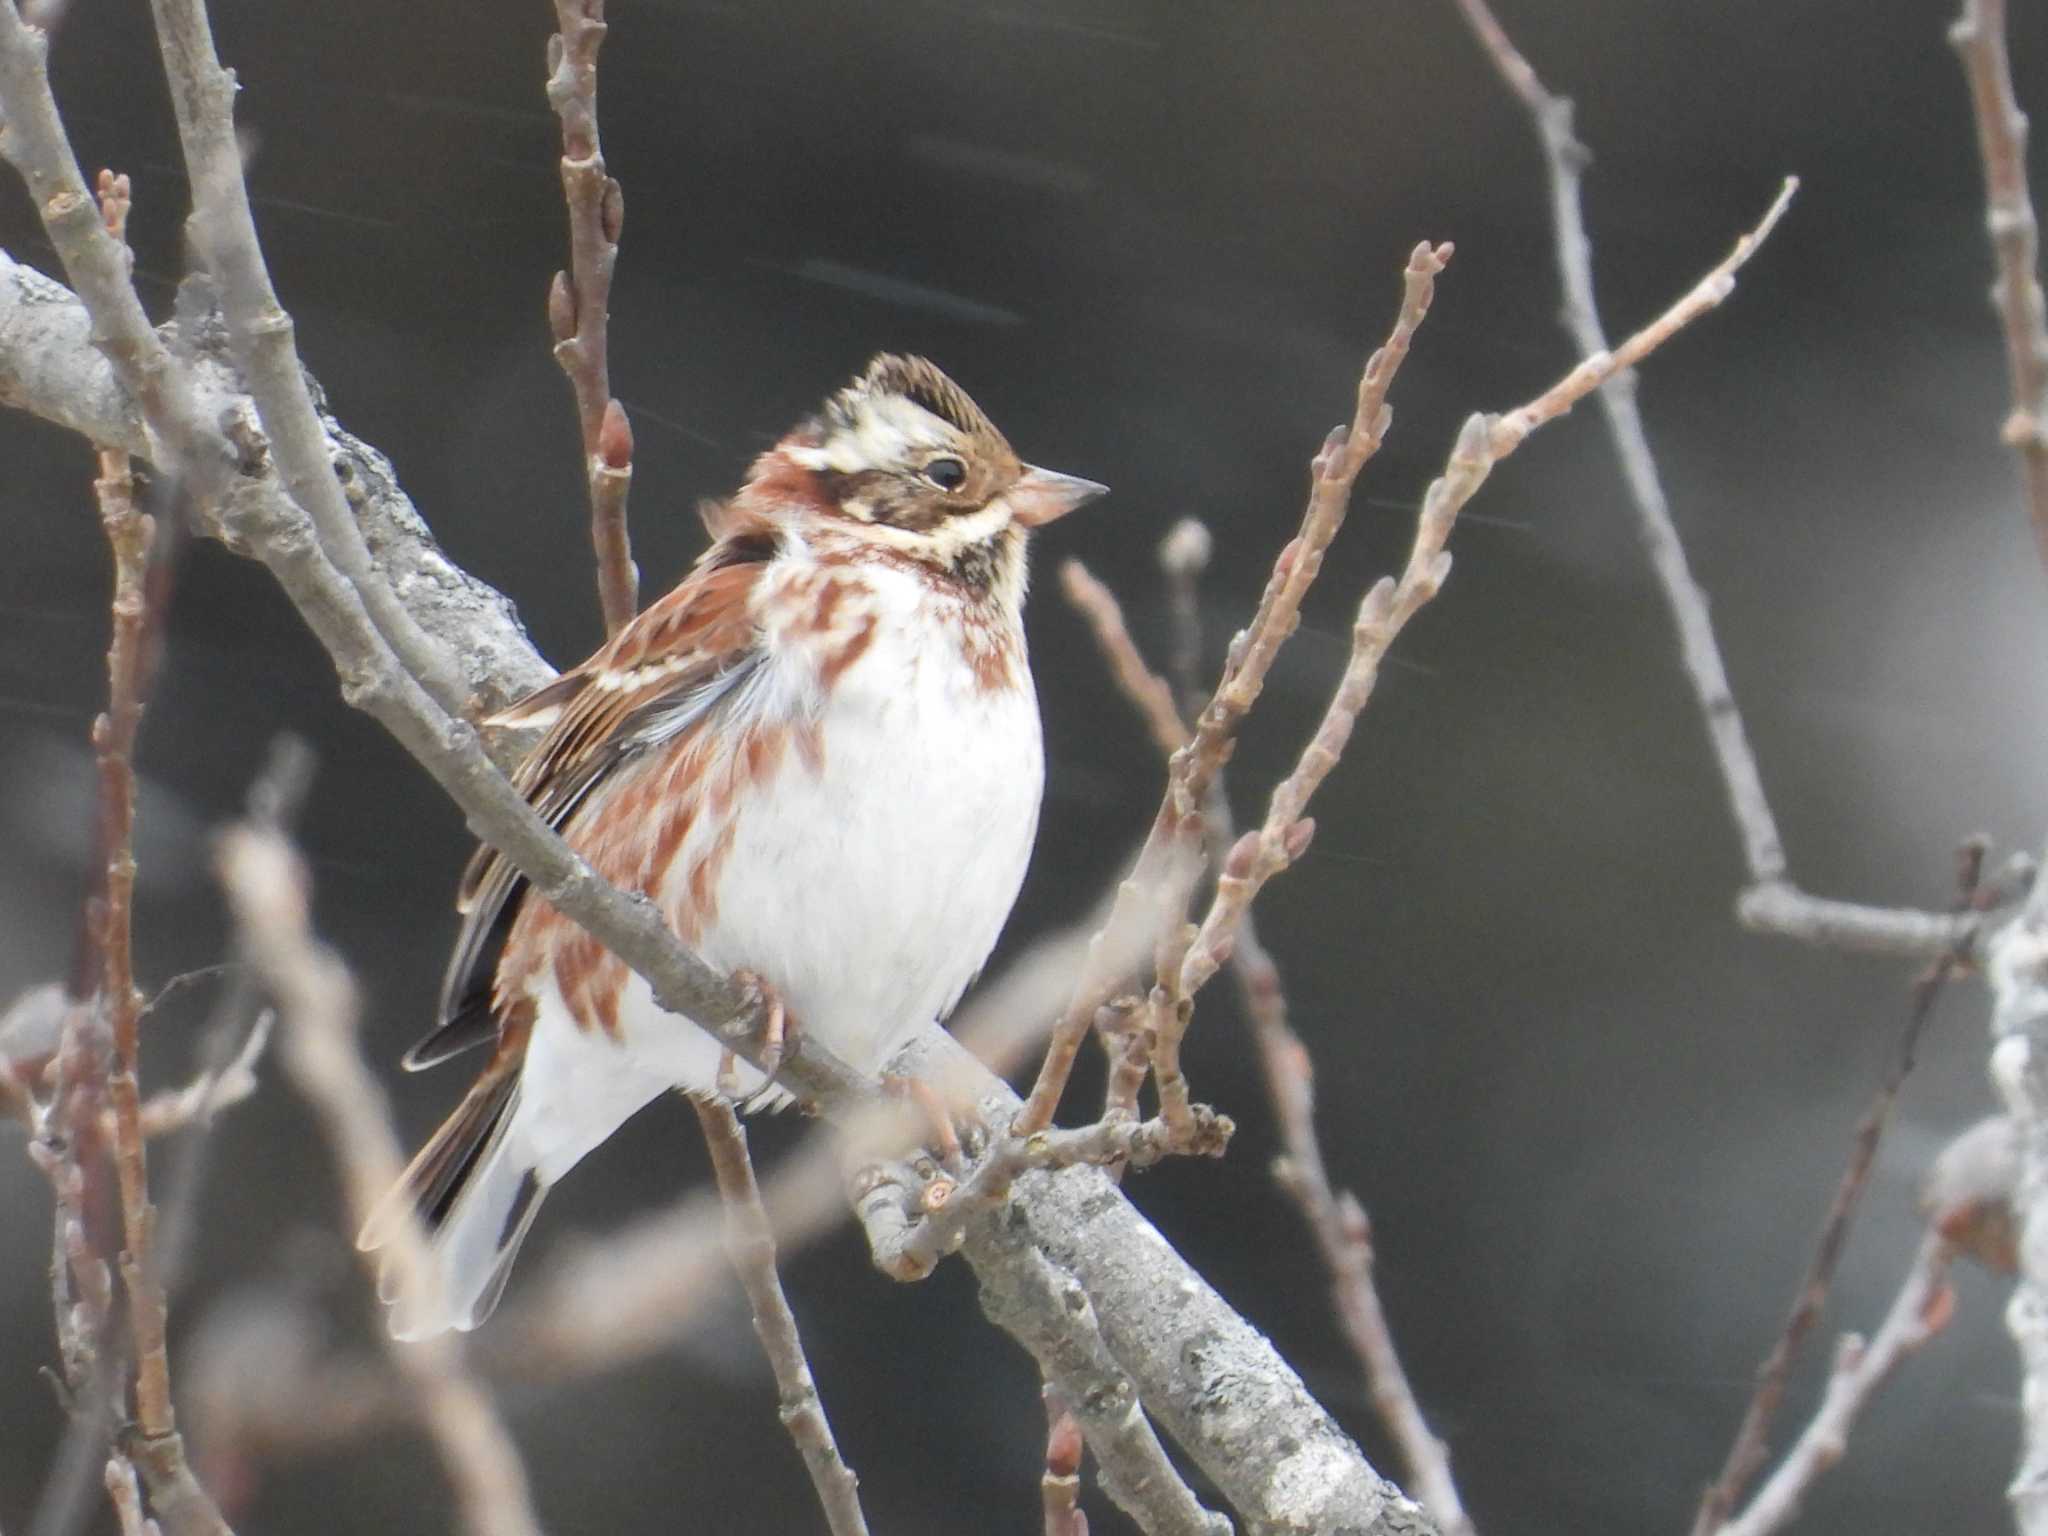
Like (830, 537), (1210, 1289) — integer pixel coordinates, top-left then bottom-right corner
(404, 524), (780, 1069)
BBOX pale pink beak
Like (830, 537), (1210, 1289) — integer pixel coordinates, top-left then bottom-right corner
(1009, 465), (1110, 528)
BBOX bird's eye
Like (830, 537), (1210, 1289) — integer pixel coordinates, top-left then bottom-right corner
(922, 456), (967, 492)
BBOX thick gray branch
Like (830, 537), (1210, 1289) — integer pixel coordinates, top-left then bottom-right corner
(0, 248), (550, 726)
(896, 1032), (1430, 1536)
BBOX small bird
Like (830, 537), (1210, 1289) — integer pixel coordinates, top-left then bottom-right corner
(362, 355), (1106, 1338)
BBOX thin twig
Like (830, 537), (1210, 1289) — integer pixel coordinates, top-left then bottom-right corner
(1040, 1387), (1090, 1536)
(70, 170), (231, 1536)
(215, 821), (547, 1536)
(1450, 0), (1787, 888)
(1014, 237), (1455, 1140)
(1691, 844), (1979, 1536)
(916, 192), (1795, 1275)
(1950, 0), (2048, 572)
(1734, 885), (1985, 960)
(691, 1099), (870, 1536)
(1718, 1234), (1956, 1536)
(91, 376), (175, 1445)
(1153, 528), (1477, 1536)
(1059, 561), (1187, 758)
(546, 0), (638, 634)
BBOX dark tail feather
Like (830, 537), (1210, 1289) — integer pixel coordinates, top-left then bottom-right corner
(358, 1059), (546, 1339)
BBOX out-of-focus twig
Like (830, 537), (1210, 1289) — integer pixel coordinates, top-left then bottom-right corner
(1986, 854), (2048, 1536)
(1693, 842), (1982, 1536)
(1059, 561), (1187, 758)
(1451, 0), (1993, 964)
(691, 1098), (869, 1536)
(546, 0), (638, 635)
(1449, 0), (1786, 893)
(1950, 0), (2048, 574)
(1717, 1234), (1956, 1536)
(103, 1459), (160, 1536)
(215, 822), (547, 1536)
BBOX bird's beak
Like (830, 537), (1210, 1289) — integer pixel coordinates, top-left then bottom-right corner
(1009, 465), (1110, 528)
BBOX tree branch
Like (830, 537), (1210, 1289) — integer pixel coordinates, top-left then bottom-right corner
(1014, 238), (1455, 1139)
(1950, 0), (2048, 572)
(215, 820), (547, 1536)
(1449, 0), (1789, 890)
(1153, 525), (1477, 1536)
(691, 1099), (869, 1536)
(547, 0), (638, 635)
(144, 0), (470, 713)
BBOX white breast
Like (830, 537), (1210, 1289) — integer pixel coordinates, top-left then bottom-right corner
(629, 555), (1042, 1086)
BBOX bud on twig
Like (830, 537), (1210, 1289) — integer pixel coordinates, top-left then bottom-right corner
(598, 399), (633, 470)
(547, 271), (577, 341)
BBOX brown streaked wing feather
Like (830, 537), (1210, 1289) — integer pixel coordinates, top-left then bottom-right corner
(406, 526), (779, 1070)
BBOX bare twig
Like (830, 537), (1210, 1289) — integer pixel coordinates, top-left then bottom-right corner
(546, 0), (637, 634)
(1692, 845), (1978, 1536)
(1041, 1387), (1091, 1536)
(215, 821), (547, 1536)
(918, 191), (1795, 1282)
(1718, 1235), (1956, 1536)
(1060, 561), (1188, 757)
(1014, 239), (1455, 1139)
(132, 1011), (270, 1139)
(1449, 0), (1991, 968)
(1450, 0), (1787, 889)
(1950, 0), (2048, 571)
(1154, 522), (1476, 1536)
(91, 383), (176, 1446)
(691, 1098), (869, 1536)
(1734, 885), (1986, 960)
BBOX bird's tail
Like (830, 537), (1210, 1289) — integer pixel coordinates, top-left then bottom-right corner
(357, 1056), (546, 1340)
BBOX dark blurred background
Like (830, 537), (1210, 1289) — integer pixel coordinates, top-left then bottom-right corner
(3, 0), (2044, 1530)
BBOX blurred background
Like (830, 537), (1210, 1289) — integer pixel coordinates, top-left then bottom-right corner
(3, 0), (2044, 1530)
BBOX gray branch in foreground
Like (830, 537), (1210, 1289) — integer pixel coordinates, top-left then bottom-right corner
(0, 248), (552, 731)
(890, 1032), (1432, 1536)
(0, 249), (1425, 1536)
